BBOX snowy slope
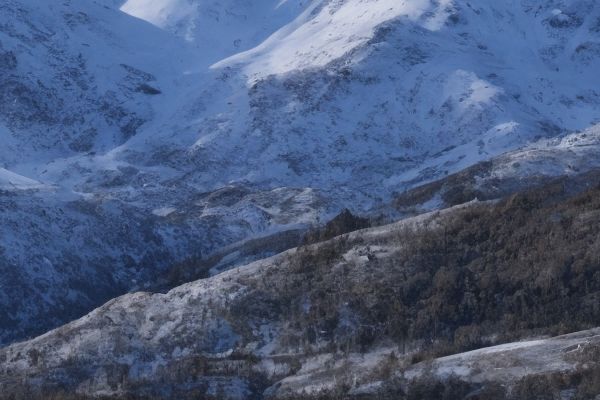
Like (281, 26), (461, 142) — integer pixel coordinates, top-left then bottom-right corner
(393, 123), (600, 214)
(6, 0), (600, 204)
(0, 0), (189, 163)
(214, 0), (456, 77)
(120, 0), (309, 63)
(0, 169), (47, 191)
(404, 329), (600, 384)
(113, 0), (600, 204)
(2, 0), (600, 346)
(5, 0), (600, 190)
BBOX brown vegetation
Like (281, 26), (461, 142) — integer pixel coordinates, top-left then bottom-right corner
(232, 180), (600, 363)
(5, 179), (600, 399)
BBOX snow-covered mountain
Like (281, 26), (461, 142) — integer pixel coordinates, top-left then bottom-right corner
(2, 0), (600, 349)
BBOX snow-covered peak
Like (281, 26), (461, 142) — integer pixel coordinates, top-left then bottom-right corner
(117, 0), (456, 75)
(120, 0), (310, 62)
(214, 0), (455, 78)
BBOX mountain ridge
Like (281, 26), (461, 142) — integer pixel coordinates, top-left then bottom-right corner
(3, 176), (600, 398)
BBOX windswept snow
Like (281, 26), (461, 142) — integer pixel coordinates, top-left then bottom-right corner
(0, 169), (46, 191)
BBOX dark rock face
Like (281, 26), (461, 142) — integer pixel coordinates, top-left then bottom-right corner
(0, 50), (17, 70)
(304, 209), (370, 244)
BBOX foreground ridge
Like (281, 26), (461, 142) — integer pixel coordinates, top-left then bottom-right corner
(2, 178), (600, 399)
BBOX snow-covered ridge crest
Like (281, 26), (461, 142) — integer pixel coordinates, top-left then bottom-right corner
(213, 0), (456, 78)
(119, 0), (311, 62)
(118, 0), (456, 77)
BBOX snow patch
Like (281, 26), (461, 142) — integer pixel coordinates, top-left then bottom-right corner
(152, 207), (176, 217)
(0, 169), (47, 191)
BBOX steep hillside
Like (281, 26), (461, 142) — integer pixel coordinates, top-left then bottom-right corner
(394, 123), (600, 213)
(0, 0), (188, 162)
(396, 329), (600, 400)
(0, 0), (322, 345)
(3, 0), (600, 345)
(120, 0), (309, 62)
(2, 180), (600, 399)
